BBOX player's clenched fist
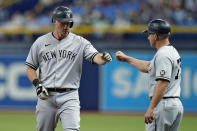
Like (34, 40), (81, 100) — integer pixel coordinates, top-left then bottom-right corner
(36, 84), (49, 100)
(33, 79), (49, 100)
(115, 51), (128, 62)
(102, 52), (112, 62)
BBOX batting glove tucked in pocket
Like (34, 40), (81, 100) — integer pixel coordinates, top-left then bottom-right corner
(102, 52), (112, 62)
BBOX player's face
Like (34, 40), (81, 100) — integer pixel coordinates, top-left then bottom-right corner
(54, 20), (71, 39)
(148, 34), (156, 48)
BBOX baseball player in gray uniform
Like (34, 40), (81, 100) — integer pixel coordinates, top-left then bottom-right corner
(25, 6), (112, 131)
(116, 19), (183, 131)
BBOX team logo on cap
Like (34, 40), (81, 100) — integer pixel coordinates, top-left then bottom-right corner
(66, 13), (71, 18)
(160, 70), (165, 76)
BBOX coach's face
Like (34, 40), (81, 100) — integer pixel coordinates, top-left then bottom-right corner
(53, 19), (71, 39)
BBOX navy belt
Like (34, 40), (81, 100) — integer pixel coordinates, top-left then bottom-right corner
(150, 96), (180, 100)
(46, 88), (76, 93)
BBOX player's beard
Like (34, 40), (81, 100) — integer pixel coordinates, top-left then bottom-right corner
(58, 30), (69, 39)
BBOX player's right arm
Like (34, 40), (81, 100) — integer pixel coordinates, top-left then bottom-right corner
(25, 38), (48, 100)
(26, 62), (49, 100)
(116, 51), (150, 73)
(25, 38), (39, 82)
(26, 66), (38, 83)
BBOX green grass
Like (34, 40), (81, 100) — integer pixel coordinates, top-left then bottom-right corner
(0, 112), (196, 131)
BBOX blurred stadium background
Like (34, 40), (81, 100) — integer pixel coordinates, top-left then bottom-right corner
(0, 0), (197, 131)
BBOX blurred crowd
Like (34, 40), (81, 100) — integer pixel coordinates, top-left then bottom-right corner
(71, 0), (197, 26)
(0, 0), (197, 42)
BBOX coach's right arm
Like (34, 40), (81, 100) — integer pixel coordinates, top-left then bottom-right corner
(116, 51), (150, 73)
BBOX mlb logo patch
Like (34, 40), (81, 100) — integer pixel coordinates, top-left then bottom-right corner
(160, 70), (165, 76)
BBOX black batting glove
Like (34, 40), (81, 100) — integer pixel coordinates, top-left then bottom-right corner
(33, 79), (49, 100)
(102, 52), (112, 62)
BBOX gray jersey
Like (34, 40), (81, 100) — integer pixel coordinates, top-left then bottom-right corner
(26, 32), (98, 88)
(148, 45), (181, 97)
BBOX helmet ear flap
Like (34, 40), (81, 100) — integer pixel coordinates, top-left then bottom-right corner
(51, 18), (54, 23)
(70, 22), (73, 28)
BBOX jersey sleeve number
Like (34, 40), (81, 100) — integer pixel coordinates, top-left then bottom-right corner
(175, 58), (181, 80)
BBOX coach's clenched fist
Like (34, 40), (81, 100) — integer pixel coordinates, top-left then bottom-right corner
(116, 51), (129, 62)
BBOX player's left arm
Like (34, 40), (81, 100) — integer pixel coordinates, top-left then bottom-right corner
(144, 80), (169, 124)
(93, 52), (112, 65)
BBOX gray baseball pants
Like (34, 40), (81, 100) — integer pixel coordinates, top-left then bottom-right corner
(146, 98), (183, 131)
(36, 89), (80, 131)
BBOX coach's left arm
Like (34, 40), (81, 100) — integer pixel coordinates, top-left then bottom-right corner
(144, 80), (169, 124)
(93, 52), (112, 65)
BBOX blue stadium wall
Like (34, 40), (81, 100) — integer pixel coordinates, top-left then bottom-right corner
(99, 51), (197, 113)
(0, 35), (197, 113)
(0, 55), (99, 110)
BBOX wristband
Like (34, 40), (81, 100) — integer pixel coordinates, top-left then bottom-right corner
(32, 78), (41, 87)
